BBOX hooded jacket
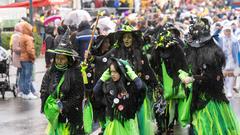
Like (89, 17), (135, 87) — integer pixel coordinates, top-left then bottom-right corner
(12, 23), (22, 68)
(74, 21), (97, 60)
(19, 21), (35, 63)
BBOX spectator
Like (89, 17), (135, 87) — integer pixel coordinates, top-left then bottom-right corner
(212, 22), (223, 45)
(44, 26), (55, 68)
(19, 21), (37, 100)
(74, 21), (96, 60)
(54, 25), (67, 48)
(11, 23), (23, 97)
(219, 26), (239, 98)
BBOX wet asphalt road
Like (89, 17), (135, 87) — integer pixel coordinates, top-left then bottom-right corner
(0, 57), (239, 135)
(0, 57), (47, 135)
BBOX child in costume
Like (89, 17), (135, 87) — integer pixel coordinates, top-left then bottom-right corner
(93, 58), (145, 135)
(84, 33), (117, 134)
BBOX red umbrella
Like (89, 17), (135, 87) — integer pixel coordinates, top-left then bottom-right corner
(44, 15), (61, 26)
(0, 0), (69, 8)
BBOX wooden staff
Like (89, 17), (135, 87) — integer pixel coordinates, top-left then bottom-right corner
(84, 11), (104, 63)
(81, 11), (104, 85)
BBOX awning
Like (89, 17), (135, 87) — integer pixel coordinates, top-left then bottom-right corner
(0, 0), (69, 8)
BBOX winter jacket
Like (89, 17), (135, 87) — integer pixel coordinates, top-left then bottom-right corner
(19, 22), (35, 63)
(238, 49), (240, 66)
(44, 34), (54, 66)
(74, 21), (97, 59)
(212, 29), (222, 46)
(54, 34), (63, 48)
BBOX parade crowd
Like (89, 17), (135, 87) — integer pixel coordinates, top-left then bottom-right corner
(7, 1), (240, 135)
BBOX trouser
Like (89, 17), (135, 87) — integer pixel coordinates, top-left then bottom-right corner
(16, 68), (21, 89)
(235, 77), (240, 90)
(224, 77), (235, 97)
(19, 61), (35, 95)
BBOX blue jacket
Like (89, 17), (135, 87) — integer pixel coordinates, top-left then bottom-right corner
(212, 29), (222, 45)
(218, 37), (239, 66)
(238, 48), (240, 66)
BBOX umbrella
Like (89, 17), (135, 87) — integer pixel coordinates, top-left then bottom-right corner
(44, 15), (61, 26)
(64, 10), (92, 26)
(97, 17), (116, 35)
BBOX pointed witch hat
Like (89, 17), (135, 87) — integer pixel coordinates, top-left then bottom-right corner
(47, 28), (79, 58)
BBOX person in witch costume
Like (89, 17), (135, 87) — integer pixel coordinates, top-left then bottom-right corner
(164, 23), (185, 49)
(114, 25), (143, 72)
(93, 57), (146, 135)
(87, 33), (117, 82)
(115, 24), (158, 135)
(40, 29), (85, 135)
(115, 24), (158, 94)
(180, 18), (240, 135)
(83, 33), (118, 133)
(150, 28), (188, 135)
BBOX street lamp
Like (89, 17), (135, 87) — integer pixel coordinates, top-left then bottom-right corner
(29, 0), (33, 25)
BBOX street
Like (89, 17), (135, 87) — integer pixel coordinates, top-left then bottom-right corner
(0, 57), (239, 135)
(0, 57), (47, 135)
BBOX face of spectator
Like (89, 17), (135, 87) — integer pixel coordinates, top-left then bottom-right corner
(55, 54), (68, 66)
(123, 33), (133, 48)
(224, 29), (231, 38)
(110, 64), (120, 82)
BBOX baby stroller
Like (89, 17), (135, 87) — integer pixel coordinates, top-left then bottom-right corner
(0, 46), (16, 99)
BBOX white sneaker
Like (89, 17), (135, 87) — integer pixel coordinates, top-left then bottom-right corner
(226, 93), (233, 99)
(21, 93), (38, 100)
(21, 94), (30, 100)
(17, 92), (23, 98)
(28, 92), (38, 100)
(32, 92), (40, 97)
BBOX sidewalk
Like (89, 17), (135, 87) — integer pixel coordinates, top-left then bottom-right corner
(9, 56), (46, 93)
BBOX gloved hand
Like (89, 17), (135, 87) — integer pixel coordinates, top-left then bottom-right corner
(100, 68), (111, 82)
(119, 59), (137, 80)
(178, 69), (189, 80)
(81, 62), (89, 84)
(178, 69), (194, 88)
(125, 64), (138, 81)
